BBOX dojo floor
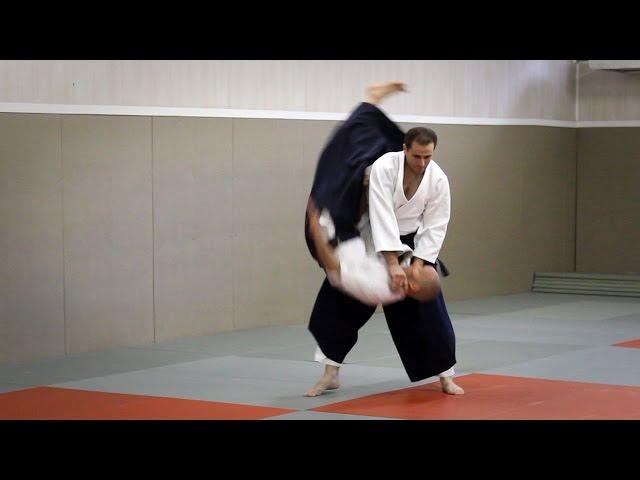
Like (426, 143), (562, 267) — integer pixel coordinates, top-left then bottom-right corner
(2, 292), (640, 420)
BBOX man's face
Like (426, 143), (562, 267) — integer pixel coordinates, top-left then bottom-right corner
(403, 142), (434, 176)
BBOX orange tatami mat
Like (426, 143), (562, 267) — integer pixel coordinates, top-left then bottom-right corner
(0, 387), (295, 420)
(613, 339), (640, 349)
(312, 373), (640, 420)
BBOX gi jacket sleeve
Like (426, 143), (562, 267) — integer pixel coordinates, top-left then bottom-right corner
(368, 156), (405, 255)
(413, 174), (451, 264)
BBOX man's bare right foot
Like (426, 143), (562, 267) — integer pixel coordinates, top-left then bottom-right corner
(365, 81), (407, 105)
(304, 373), (340, 397)
(440, 376), (465, 395)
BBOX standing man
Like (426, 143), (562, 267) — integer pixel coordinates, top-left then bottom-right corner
(368, 127), (464, 395)
(304, 82), (463, 397)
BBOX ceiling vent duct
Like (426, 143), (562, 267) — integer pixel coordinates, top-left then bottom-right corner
(588, 60), (640, 73)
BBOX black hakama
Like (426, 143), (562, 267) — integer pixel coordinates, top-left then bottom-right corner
(305, 102), (456, 382)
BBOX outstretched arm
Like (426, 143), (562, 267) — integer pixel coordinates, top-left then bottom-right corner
(368, 159), (408, 293)
(413, 175), (451, 264)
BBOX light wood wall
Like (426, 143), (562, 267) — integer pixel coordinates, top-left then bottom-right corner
(576, 128), (640, 274)
(0, 112), (576, 363)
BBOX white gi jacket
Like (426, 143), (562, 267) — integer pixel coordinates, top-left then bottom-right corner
(368, 151), (450, 264)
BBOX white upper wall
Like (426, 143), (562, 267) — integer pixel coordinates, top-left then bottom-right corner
(0, 60), (576, 121)
(578, 62), (640, 122)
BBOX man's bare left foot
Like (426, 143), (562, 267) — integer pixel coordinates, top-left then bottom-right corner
(304, 373), (340, 397)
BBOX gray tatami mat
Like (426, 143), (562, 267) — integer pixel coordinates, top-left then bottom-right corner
(485, 346), (640, 387)
(4, 292), (640, 418)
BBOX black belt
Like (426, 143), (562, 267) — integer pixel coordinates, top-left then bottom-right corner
(436, 258), (450, 277)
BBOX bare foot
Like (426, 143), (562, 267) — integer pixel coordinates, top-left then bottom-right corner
(304, 373), (340, 397)
(365, 81), (407, 105)
(440, 376), (465, 395)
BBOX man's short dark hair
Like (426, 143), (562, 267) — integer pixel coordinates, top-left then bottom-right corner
(404, 127), (438, 149)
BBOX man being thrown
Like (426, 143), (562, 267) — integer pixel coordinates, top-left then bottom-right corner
(306, 198), (442, 307)
(304, 81), (464, 397)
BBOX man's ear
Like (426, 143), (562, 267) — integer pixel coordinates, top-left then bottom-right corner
(407, 280), (419, 294)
